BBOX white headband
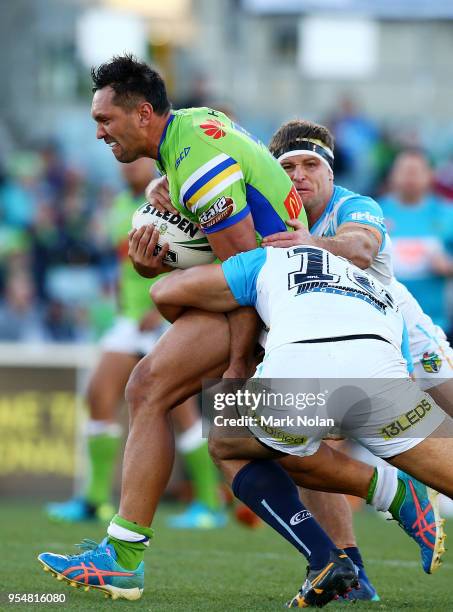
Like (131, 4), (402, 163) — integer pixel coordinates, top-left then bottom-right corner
(277, 149), (334, 170)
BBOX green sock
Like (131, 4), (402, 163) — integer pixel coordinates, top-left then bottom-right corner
(85, 433), (122, 508)
(108, 538), (147, 571)
(182, 440), (221, 511)
(389, 478), (406, 517)
(108, 514), (154, 570)
(366, 468), (378, 505)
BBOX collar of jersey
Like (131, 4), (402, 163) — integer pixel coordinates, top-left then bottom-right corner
(310, 185), (338, 233)
(157, 113), (175, 164)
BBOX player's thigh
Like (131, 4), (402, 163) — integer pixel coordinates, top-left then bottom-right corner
(127, 309), (230, 409)
(426, 379), (453, 418)
(87, 351), (140, 419)
(349, 378), (447, 461)
(386, 416), (453, 497)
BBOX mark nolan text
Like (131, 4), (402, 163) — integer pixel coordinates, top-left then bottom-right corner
(214, 415), (335, 428)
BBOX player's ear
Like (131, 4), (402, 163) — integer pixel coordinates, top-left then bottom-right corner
(138, 101), (153, 126)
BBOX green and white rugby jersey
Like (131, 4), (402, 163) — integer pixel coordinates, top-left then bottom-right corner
(156, 108), (307, 238)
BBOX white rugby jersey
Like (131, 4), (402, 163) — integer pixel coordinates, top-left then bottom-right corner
(222, 245), (405, 356)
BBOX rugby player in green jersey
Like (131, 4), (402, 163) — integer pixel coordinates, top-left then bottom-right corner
(44, 157), (224, 529)
(40, 55), (345, 605)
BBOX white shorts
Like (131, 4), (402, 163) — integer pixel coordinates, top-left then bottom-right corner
(101, 317), (169, 357)
(244, 339), (446, 460)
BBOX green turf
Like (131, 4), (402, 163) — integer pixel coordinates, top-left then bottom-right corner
(1, 500), (452, 610)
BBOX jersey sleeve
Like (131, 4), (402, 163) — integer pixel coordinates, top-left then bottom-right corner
(337, 196), (387, 247)
(179, 153), (250, 234)
(221, 248), (266, 306)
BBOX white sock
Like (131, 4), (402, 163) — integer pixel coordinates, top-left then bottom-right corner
(107, 521), (150, 545)
(85, 419), (123, 437)
(369, 465), (398, 512)
(176, 419), (203, 454)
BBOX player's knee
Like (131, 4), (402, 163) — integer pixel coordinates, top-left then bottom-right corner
(125, 360), (157, 414)
(125, 353), (172, 418)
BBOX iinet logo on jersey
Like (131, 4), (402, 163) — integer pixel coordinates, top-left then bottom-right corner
(350, 211), (384, 225)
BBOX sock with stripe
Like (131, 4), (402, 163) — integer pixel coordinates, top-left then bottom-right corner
(366, 466), (400, 512)
(232, 460), (337, 570)
(107, 514), (154, 570)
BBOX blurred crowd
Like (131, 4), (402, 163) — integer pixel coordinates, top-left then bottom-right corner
(1, 101), (453, 343)
(0, 142), (118, 342)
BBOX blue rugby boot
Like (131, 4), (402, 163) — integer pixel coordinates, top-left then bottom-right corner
(38, 538), (144, 600)
(389, 471), (446, 574)
(337, 567), (380, 602)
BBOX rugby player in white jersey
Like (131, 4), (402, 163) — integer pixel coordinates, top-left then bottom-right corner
(259, 119), (453, 590)
(148, 241), (453, 608)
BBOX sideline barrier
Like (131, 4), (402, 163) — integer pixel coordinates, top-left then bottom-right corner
(0, 343), (99, 498)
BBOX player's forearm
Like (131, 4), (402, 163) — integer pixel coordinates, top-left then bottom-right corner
(133, 260), (174, 278)
(151, 266), (239, 318)
(226, 307), (260, 377)
(311, 233), (376, 269)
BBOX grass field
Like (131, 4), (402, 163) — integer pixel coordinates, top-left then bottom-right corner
(2, 500), (452, 611)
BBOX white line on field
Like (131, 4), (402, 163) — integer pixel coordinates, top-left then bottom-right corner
(168, 548), (453, 570)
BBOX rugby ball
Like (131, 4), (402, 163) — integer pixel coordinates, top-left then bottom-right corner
(132, 202), (216, 269)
